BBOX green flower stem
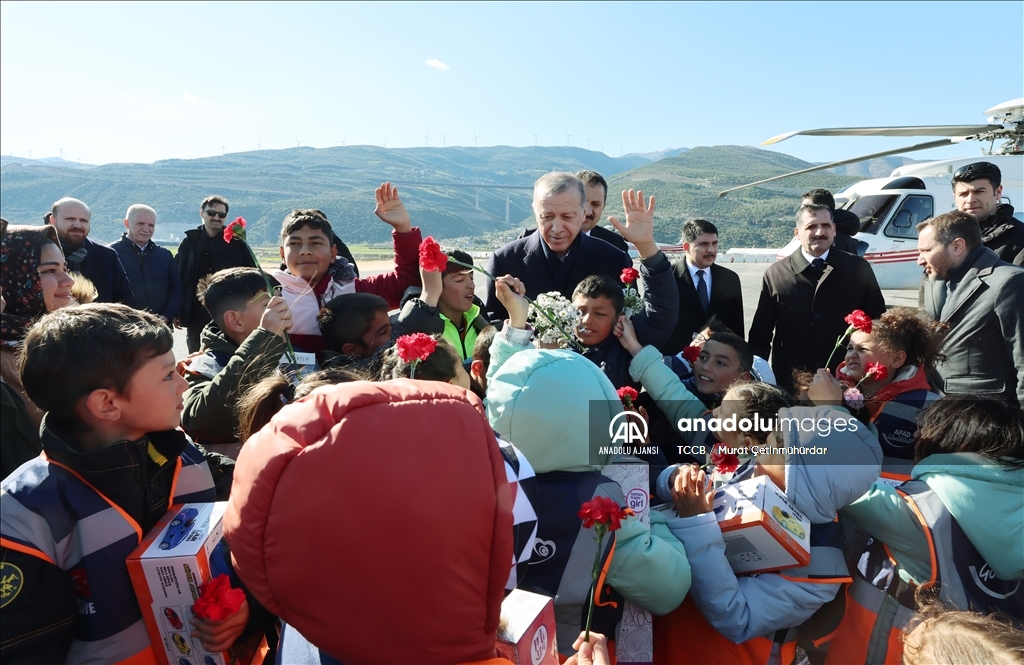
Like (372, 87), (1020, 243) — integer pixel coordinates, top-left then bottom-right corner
(239, 238), (298, 366)
(824, 324), (855, 369)
(583, 528), (606, 644)
(448, 258), (584, 352)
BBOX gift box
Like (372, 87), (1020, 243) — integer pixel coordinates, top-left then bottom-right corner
(497, 589), (559, 665)
(127, 502), (267, 665)
(712, 476), (811, 574)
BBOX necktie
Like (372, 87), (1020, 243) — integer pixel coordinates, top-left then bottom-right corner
(696, 270), (710, 313)
(811, 257), (826, 280)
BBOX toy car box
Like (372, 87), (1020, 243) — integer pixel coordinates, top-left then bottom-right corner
(497, 589), (559, 665)
(127, 502), (267, 665)
(713, 476), (811, 574)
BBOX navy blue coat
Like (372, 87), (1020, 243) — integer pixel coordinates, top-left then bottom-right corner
(110, 235), (183, 320)
(483, 230), (631, 322)
(61, 236), (134, 305)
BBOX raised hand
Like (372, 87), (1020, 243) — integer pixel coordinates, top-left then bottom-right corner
(495, 275), (529, 329)
(807, 368), (844, 406)
(374, 182), (412, 233)
(613, 314), (643, 357)
(671, 465), (714, 518)
(419, 263), (443, 308)
(607, 189), (658, 259)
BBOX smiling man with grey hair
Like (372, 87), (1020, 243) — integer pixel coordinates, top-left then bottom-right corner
(483, 171), (633, 322)
(110, 204), (182, 323)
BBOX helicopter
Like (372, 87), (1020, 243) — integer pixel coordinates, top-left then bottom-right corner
(720, 99), (1024, 289)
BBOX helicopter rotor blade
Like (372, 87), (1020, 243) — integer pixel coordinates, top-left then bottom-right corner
(718, 138), (955, 198)
(762, 125), (1001, 145)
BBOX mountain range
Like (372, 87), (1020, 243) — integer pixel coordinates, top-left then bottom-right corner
(0, 145), (912, 249)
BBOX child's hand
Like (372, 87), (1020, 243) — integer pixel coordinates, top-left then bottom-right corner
(495, 275), (529, 329)
(374, 182), (412, 233)
(607, 189), (658, 259)
(613, 315), (643, 356)
(671, 465), (714, 518)
(807, 368), (844, 406)
(260, 296), (293, 339)
(190, 601), (249, 653)
(623, 403), (651, 444)
(176, 350), (205, 376)
(419, 263), (443, 307)
(564, 631), (611, 665)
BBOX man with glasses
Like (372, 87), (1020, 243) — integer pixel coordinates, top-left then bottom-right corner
(951, 161), (1024, 266)
(175, 195), (257, 352)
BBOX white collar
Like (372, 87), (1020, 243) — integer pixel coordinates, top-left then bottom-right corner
(686, 259), (711, 280)
(801, 249), (829, 264)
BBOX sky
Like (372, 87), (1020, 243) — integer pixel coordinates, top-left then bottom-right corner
(2, 1), (1022, 167)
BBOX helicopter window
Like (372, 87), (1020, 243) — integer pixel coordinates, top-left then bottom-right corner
(847, 195), (899, 235)
(884, 195), (933, 239)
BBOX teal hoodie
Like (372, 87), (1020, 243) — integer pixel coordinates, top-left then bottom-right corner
(844, 453), (1024, 583)
(484, 331), (691, 618)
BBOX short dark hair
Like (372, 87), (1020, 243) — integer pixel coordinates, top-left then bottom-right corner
(383, 334), (461, 382)
(443, 248), (474, 277)
(318, 293), (389, 351)
(725, 380), (792, 443)
(802, 188), (835, 212)
(21, 304), (172, 423)
(916, 210), (981, 250)
(576, 170), (608, 201)
(951, 161), (1002, 190)
(280, 209), (334, 244)
(914, 396), (1024, 469)
(572, 273), (625, 314)
(702, 315), (735, 336)
(681, 219), (719, 244)
(706, 332), (754, 373)
(472, 326), (497, 366)
(797, 203), (834, 224)
(197, 268), (273, 329)
(201, 195), (229, 213)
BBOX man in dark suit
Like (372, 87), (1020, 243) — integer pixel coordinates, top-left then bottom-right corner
(516, 170), (630, 253)
(662, 219), (744, 354)
(748, 203), (885, 393)
(484, 172), (631, 322)
(47, 197), (134, 304)
(803, 188), (861, 255)
(919, 210), (1024, 405)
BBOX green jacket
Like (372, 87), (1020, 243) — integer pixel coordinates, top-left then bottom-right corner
(394, 299), (490, 360)
(843, 453), (1024, 584)
(181, 323), (287, 444)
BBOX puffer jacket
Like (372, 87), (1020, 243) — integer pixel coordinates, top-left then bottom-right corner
(979, 203), (1024, 266)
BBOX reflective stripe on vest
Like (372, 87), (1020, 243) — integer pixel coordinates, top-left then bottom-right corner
(1, 445), (215, 664)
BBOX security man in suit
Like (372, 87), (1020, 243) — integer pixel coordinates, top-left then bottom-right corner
(662, 219), (744, 354)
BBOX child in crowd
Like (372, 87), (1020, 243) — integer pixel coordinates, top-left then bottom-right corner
(395, 250), (493, 360)
(486, 278), (691, 657)
(0, 304), (253, 662)
(179, 267), (293, 454)
(317, 292), (393, 372)
(662, 315), (776, 387)
(901, 603), (1024, 665)
(832, 396), (1024, 665)
(832, 306), (943, 482)
(572, 250), (679, 389)
(654, 399), (882, 665)
(271, 184), (421, 352)
(382, 333), (472, 388)
(468, 325), (497, 399)
(223, 380), (517, 664)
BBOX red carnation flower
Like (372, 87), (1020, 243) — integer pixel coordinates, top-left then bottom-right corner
(223, 217), (246, 244)
(418, 236), (448, 272)
(844, 310), (872, 334)
(616, 386), (639, 408)
(682, 345), (700, 363)
(710, 444), (740, 475)
(396, 333), (437, 364)
(864, 362), (888, 382)
(620, 267), (640, 285)
(192, 574), (246, 621)
(578, 495), (628, 532)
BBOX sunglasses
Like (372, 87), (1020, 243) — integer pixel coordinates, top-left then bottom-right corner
(204, 210), (228, 219)
(952, 162), (999, 182)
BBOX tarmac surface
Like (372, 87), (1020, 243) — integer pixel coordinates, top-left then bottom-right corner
(171, 258), (920, 362)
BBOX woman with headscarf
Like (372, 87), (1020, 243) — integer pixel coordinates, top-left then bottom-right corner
(1, 224), (76, 475)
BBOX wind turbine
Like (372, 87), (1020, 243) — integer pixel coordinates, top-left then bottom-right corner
(586, 138), (592, 150)
(57, 145), (67, 160)
(221, 141), (227, 155)
(383, 139), (388, 148)
(424, 132), (429, 147)
(293, 136), (304, 148)
(440, 132), (446, 147)
(564, 131), (571, 146)
(531, 132), (540, 146)
(254, 138), (264, 150)
(473, 132), (480, 147)
(619, 145), (624, 156)
(337, 136), (348, 146)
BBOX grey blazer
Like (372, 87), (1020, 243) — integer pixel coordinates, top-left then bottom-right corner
(923, 248), (1024, 405)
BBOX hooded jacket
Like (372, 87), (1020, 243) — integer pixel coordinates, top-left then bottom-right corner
(224, 380), (514, 665)
(979, 203), (1024, 266)
(484, 330), (691, 653)
(843, 453), (1023, 587)
(175, 226), (257, 326)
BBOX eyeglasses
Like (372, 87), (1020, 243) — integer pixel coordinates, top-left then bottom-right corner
(203, 210), (227, 219)
(952, 162), (1000, 183)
